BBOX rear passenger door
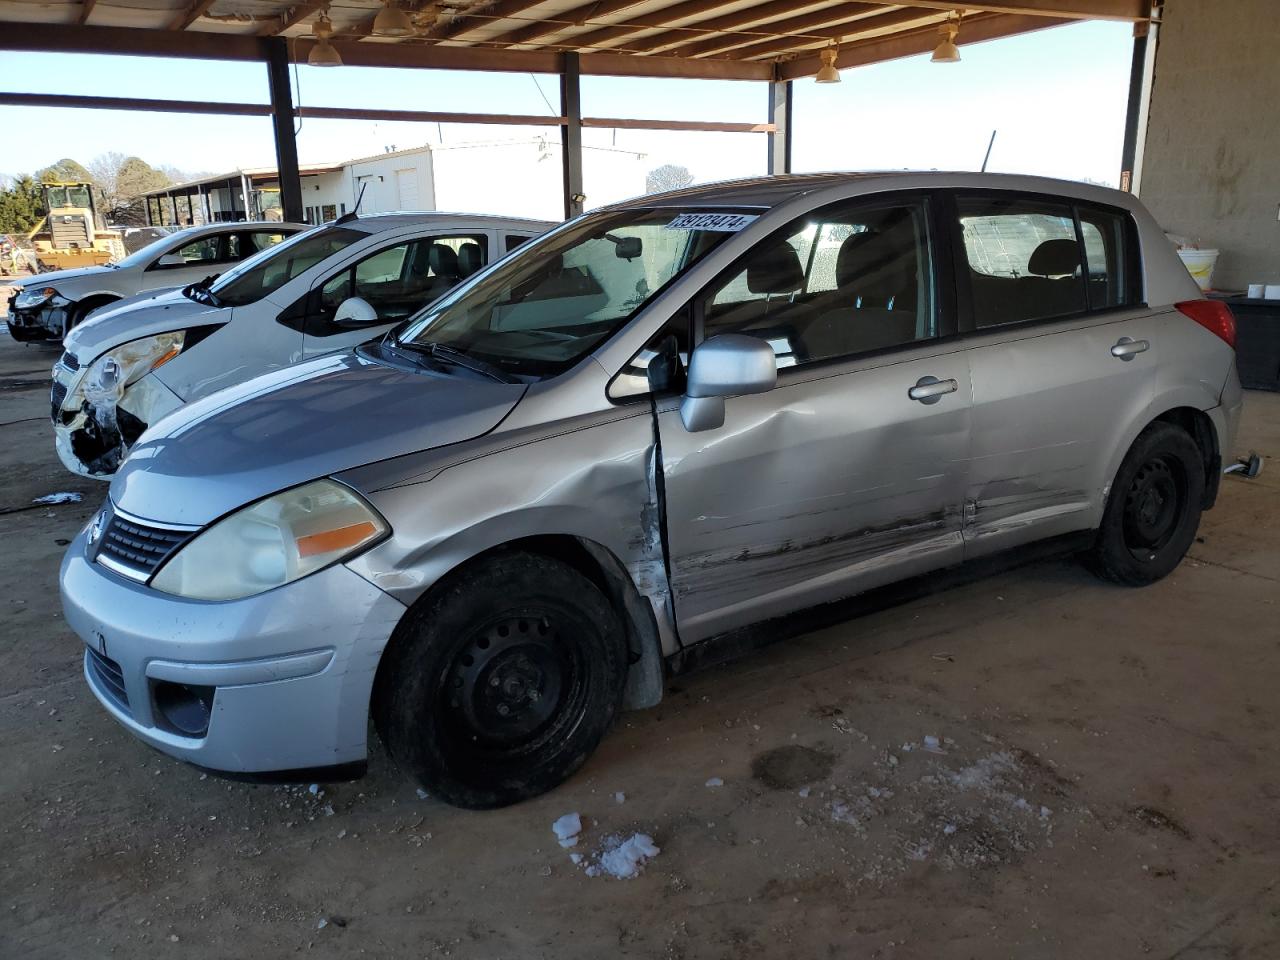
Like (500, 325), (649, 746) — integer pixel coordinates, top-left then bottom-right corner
(299, 233), (490, 359)
(952, 192), (1161, 556)
(653, 193), (973, 644)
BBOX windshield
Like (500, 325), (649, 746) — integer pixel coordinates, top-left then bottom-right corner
(114, 226), (208, 270)
(210, 225), (364, 307)
(393, 208), (748, 378)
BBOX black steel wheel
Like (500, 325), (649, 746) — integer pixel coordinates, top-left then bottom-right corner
(377, 552), (627, 809)
(1088, 421), (1205, 585)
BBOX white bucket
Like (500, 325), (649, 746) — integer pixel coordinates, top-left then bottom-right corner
(1177, 248), (1219, 291)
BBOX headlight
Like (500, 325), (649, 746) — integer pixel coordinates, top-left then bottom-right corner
(75, 332), (185, 409)
(150, 479), (389, 601)
(15, 286), (57, 309)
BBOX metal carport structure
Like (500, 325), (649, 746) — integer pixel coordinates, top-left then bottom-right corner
(0, 0), (1151, 222)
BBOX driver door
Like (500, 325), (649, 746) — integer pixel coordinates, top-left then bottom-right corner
(300, 234), (489, 359)
(653, 193), (972, 644)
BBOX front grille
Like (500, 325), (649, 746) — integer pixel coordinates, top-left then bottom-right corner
(96, 512), (195, 580)
(87, 647), (130, 712)
(50, 380), (68, 419)
(59, 352), (80, 373)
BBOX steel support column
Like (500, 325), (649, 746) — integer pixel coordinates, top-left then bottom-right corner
(560, 51), (584, 219)
(767, 78), (792, 175)
(266, 37), (304, 223)
(1119, 5), (1157, 193)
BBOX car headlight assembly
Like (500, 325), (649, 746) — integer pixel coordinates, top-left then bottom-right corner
(150, 479), (389, 601)
(75, 331), (185, 410)
(15, 286), (58, 309)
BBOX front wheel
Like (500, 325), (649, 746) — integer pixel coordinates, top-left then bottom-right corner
(1088, 422), (1205, 586)
(377, 552), (628, 809)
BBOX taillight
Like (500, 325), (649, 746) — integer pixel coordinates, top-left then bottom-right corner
(1176, 299), (1236, 349)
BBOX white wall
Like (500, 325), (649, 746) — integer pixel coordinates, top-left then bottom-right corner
(347, 149), (436, 215)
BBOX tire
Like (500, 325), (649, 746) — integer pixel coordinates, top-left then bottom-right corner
(1088, 422), (1205, 586)
(63, 299), (114, 339)
(377, 552), (627, 809)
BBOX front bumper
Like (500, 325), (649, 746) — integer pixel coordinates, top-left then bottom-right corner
(52, 369), (184, 479)
(60, 527), (407, 773)
(6, 302), (64, 342)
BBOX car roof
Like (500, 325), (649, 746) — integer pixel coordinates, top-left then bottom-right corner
(607, 171), (1140, 213)
(165, 222), (308, 240)
(350, 212), (554, 232)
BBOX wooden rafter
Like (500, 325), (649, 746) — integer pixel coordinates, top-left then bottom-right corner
(729, 8), (947, 59)
(260, 0), (329, 37)
(623, 0), (848, 55)
(418, 0), (548, 41)
(549, 0), (814, 53)
(887, 0), (1145, 20)
(78, 0), (96, 26)
(666, 4), (931, 60)
(167, 0), (219, 31)
(488, 0), (650, 48)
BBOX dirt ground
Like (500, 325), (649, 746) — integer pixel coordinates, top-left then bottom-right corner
(2, 329), (1278, 959)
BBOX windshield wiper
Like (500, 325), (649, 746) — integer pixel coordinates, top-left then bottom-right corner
(391, 339), (518, 384)
(182, 274), (224, 307)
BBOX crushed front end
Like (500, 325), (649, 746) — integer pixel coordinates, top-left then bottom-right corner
(51, 335), (186, 478)
(7, 285), (68, 342)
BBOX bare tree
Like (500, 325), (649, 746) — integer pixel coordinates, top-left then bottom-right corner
(646, 164), (694, 195)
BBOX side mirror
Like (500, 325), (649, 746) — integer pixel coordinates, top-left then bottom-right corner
(333, 296), (380, 327)
(156, 254), (185, 268)
(680, 334), (777, 432)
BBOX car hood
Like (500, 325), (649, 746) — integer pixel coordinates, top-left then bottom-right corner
(64, 289), (227, 364)
(11, 265), (113, 292)
(110, 350), (526, 526)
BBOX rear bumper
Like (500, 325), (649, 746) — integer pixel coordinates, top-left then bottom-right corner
(61, 530), (407, 772)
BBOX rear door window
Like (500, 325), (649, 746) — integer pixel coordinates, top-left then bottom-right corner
(1078, 206), (1138, 311)
(957, 197), (1086, 328)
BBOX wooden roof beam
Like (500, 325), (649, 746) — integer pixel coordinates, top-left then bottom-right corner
(418, 0), (550, 41)
(892, 0), (1146, 21)
(486, 0), (649, 48)
(260, 0), (329, 36)
(670, 5), (937, 60)
(559, 0), (845, 53)
(167, 0), (218, 31)
(624, 0), (856, 55)
(78, 0), (97, 26)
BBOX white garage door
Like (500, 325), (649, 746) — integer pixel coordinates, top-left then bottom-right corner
(396, 168), (419, 210)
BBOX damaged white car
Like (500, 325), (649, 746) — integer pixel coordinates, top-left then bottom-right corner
(50, 212), (550, 477)
(7, 221), (304, 343)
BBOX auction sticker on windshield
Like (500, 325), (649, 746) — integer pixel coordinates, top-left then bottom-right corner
(665, 213), (758, 232)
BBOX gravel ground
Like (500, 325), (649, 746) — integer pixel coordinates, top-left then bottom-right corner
(2, 330), (1278, 959)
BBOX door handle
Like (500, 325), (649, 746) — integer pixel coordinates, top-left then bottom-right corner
(1111, 337), (1149, 361)
(908, 375), (958, 404)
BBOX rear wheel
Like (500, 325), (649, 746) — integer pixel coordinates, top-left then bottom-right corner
(1088, 422), (1205, 585)
(378, 552), (627, 809)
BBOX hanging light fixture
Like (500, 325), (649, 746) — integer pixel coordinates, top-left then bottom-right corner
(308, 11), (343, 67)
(373, 0), (415, 36)
(815, 44), (840, 83)
(931, 15), (961, 63)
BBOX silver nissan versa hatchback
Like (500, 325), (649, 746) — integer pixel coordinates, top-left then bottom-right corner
(61, 173), (1243, 808)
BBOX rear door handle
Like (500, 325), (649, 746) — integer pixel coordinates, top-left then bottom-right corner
(1111, 337), (1150, 361)
(908, 375), (958, 404)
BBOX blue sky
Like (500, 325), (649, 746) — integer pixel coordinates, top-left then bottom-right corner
(1, 19), (1133, 192)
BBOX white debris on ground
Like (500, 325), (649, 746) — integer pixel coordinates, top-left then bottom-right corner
(805, 732), (1068, 886)
(705, 777), (724, 788)
(552, 812), (582, 848)
(31, 492), (82, 505)
(614, 791), (626, 804)
(415, 788), (429, 800)
(583, 833), (660, 880)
